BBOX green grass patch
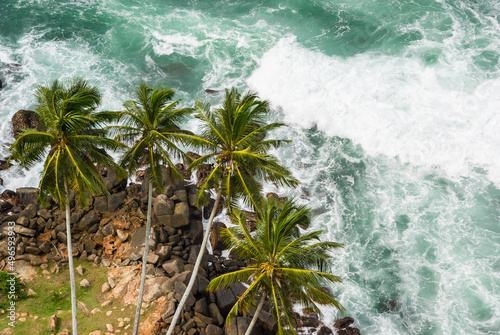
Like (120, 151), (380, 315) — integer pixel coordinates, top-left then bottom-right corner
(0, 259), (138, 335)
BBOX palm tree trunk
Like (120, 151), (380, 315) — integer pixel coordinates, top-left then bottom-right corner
(166, 188), (223, 335)
(64, 181), (78, 335)
(132, 179), (153, 335)
(245, 294), (266, 335)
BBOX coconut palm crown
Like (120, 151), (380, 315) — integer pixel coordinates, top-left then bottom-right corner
(9, 78), (124, 207)
(110, 81), (194, 188)
(207, 198), (345, 335)
(189, 87), (299, 210)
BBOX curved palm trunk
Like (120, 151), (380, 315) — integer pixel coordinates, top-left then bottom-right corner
(132, 180), (153, 335)
(166, 188), (223, 335)
(64, 181), (78, 335)
(245, 294), (266, 335)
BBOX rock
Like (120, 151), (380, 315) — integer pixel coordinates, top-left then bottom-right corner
(147, 253), (159, 265)
(78, 211), (100, 231)
(338, 328), (361, 335)
(154, 194), (175, 216)
(208, 303), (224, 326)
(102, 282), (111, 293)
(56, 231), (67, 243)
(173, 190), (187, 202)
(171, 202), (189, 227)
(242, 211), (257, 232)
(11, 110), (42, 138)
(37, 208), (51, 220)
(299, 311), (320, 328)
(174, 281), (196, 309)
(205, 324), (223, 335)
(116, 229), (128, 242)
(188, 219), (203, 245)
(203, 196), (224, 220)
(94, 196), (108, 212)
(76, 265), (84, 276)
(20, 204), (37, 219)
(188, 245), (208, 269)
(50, 314), (57, 331)
(77, 300), (90, 316)
(162, 258), (184, 277)
(214, 287), (237, 315)
(24, 246), (41, 255)
(80, 279), (90, 288)
(101, 222), (115, 236)
(27, 288), (37, 296)
(106, 324), (114, 332)
(317, 326), (334, 335)
(334, 317), (355, 329)
(156, 245), (172, 262)
(89, 331), (101, 335)
(101, 258), (111, 267)
(194, 298), (208, 316)
(108, 192), (125, 212)
(16, 188), (38, 206)
(210, 221), (227, 251)
(161, 301), (176, 320)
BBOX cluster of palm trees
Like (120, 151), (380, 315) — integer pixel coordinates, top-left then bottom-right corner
(9, 78), (344, 335)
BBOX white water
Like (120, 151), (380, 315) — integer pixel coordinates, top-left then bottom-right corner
(248, 36), (500, 186)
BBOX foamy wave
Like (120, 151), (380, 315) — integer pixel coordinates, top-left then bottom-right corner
(151, 31), (204, 57)
(248, 36), (500, 184)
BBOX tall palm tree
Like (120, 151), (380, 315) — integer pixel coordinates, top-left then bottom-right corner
(166, 88), (299, 335)
(9, 78), (124, 335)
(109, 82), (194, 335)
(207, 198), (345, 335)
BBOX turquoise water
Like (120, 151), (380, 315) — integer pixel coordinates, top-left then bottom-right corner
(1, 1), (499, 334)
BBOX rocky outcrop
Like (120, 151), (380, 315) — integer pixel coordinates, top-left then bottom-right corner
(11, 110), (42, 138)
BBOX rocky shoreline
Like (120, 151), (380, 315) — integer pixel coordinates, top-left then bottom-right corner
(0, 111), (361, 335)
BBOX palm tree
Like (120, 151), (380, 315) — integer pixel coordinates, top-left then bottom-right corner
(166, 88), (299, 335)
(109, 82), (194, 335)
(207, 198), (345, 335)
(9, 78), (124, 335)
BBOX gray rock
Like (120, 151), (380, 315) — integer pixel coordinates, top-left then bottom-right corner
(172, 190), (187, 202)
(25, 246), (41, 255)
(147, 253), (159, 265)
(174, 281), (195, 309)
(101, 222), (115, 236)
(76, 265), (84, 276)
(205, 324), (224, 335)
(37, 208), (52, 220)
(208, 303), (225, 326)
(171, 202), (189, 227)
(156, 245), (172, 261)
(16, 216), (30, 227)
(94, 196), (108, 212)
(20, 204), (37, 219)
(189, 220), (203, 245)
(56, 232), (67, 243)
(162, 258), (184, 277)
(101, 258), (111, 267)
(108, 192), (125, 212)
(78, 211), (100, 231)
(154, 194), (175, 216)
(215, 288), (237, 315)
(188, 244), (208, 269)
(161, 301), (176, 320)
(80, 279), (90, 288)
(194, 298), (208, 316)
(16, 188), (38, 206)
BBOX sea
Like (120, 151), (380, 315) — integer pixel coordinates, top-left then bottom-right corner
(0, 1), (499, 334)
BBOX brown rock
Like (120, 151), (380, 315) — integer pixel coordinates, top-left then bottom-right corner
(334, 316), (355, 329)
(11, 110), (42, 138)
(210, 221), (227, 251)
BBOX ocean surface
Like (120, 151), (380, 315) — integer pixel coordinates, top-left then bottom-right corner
(1, 1), (499, 334)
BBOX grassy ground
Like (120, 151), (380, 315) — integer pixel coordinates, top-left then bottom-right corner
(0, 259), (141, 335)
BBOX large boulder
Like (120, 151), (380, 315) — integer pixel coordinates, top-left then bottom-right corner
(16, 188), (39, 206)
(334, 317), (355, 329)
(77, 211), (100, 231)
(210, 221), (227, 251)
(11, 110), (42, 138)
(171, 202), (189, 227)
(154, 194), (174, 216)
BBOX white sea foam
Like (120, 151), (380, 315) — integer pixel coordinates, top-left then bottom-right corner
(248, 36), (500, 185)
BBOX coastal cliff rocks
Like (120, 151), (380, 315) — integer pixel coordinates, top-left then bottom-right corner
(0, 164), (343, 335)
(11, 109), (42, 138)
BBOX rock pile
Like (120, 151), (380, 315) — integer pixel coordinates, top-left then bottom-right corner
(0, 162), (351, 334)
